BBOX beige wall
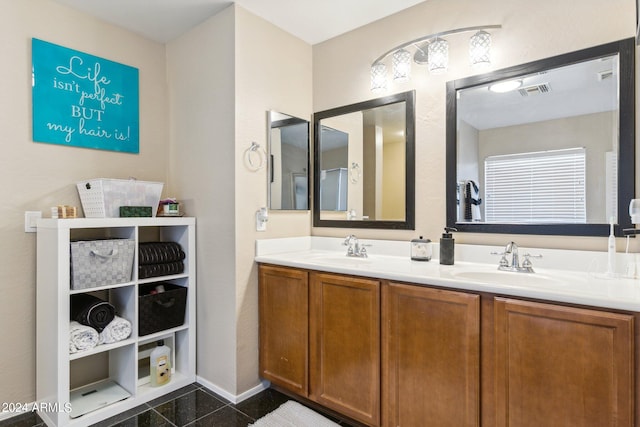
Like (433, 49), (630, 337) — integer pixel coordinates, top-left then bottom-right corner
(1, 0), (168, 404)
(312, 0), (637, 251)
(382, 140), (406, 220)
(166, 5), (238, 394)
(234, 5), (312, 393)
(457, 120), (480, 184)
(167, 4), (312, 395)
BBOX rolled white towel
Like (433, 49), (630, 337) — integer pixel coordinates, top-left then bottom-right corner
(69, 321), (99, 354)
(99, 316), (132, 345)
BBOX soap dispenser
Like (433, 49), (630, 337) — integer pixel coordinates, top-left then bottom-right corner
(440, 227), (457, 265)
(411, 236), (432, 261)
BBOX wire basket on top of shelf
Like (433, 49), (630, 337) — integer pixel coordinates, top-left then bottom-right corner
(76, 178), (163, 218)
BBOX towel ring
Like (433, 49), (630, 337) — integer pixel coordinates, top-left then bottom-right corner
(244, 142), (267, 171)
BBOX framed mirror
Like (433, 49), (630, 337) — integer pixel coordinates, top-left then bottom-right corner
(313, 90), (415, 229)
(268, 111), (310, 210)
(446, 38), (634, 236)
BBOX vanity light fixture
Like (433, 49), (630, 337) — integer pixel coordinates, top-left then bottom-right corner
(469, 30), (492, 69)
(370, 25), (501, 92)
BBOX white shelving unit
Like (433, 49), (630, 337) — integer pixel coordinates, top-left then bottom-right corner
(36, 217), (196, 427)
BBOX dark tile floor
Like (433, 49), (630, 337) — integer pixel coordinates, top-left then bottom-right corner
(0, 384), (356, 427)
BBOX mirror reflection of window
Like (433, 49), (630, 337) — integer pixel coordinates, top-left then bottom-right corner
(268, 112), (309, 211)
(481, 148), (586, 223)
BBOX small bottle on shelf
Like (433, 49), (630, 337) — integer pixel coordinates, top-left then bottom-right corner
(150, 340), (171, 387)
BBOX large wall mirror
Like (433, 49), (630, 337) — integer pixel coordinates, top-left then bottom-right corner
(268, 111), (310, 210)
(446, 38), (635, 236)
(313, 90), (415, 229)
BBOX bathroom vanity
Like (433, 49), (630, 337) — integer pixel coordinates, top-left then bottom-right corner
(256, 237), (638, 427)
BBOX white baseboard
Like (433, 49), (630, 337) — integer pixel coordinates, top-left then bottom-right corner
(235, 380), (271, 403)
(196, 376), (270, 404)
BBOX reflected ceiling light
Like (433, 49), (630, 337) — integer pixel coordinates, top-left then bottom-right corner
(469, 30), (491, 69)
(369, 25), (501, 91)
(392, 48), (412, 82)
(428, 38), (449, 74)
(489, 79), (522, 93)
(370, 62), (387, 92)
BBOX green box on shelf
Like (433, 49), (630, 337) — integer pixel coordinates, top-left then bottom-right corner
(119, 206), (152, 217)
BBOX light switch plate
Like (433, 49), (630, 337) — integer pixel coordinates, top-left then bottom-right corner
(25, 211), (42, 233)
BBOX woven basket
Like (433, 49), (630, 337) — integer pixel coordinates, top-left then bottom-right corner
(70, 239), (135, 289)
(138, 283), (187, 336)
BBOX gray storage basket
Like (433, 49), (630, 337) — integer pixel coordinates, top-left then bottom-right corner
(70, 239), (135, 289)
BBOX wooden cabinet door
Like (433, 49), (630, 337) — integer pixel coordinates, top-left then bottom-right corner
(495, 298), (634, 427)
(382, 282), (480, 427)
(259, 265), (309, 396)
(310, 272), (380, 426)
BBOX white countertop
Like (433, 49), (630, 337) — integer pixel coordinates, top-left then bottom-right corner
(255, 236), (640, 312)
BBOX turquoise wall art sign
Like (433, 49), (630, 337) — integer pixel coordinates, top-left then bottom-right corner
(32, 38), (139, 153)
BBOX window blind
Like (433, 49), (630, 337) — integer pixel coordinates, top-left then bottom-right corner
(605, 151), (617, 221)
(484, 148), (586, 223)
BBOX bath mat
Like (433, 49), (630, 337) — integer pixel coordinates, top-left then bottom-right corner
(250, 400), (340, 427)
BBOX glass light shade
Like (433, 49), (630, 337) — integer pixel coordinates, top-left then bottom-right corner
(470, 30), (491, 69)
(370, 62), (387, 92)
(428, 38), (449, 74)
(392, 48), (411, 82)
(489, 79), (522, 93)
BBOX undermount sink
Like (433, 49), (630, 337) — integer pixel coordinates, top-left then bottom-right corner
(448, 269), (565, 287)
(306, 253), (372, 265)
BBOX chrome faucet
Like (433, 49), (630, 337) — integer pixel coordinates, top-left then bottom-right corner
(493, 241), (542, 273)
(505, 241), (520, 270)
(343, 234), (370, 258)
